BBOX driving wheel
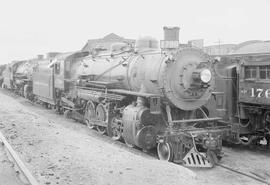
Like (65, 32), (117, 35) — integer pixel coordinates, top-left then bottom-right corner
(157, 142), (173, 162)
(96, 103), (107, 135)
(84, 101), (96, 129)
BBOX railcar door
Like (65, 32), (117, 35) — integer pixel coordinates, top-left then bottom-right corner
(53, 60), (65, 90)
(207, 57), (238, 121)
(64, 59), (71, 92)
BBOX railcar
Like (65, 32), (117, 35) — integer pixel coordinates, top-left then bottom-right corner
(31, 27), (229, 167)
(2, 62), (15, 89)
(2, 59), (34, 96)
(0, 64), (6, 86)
(1, 53), (60, 99)
(211, 42), (270, 146)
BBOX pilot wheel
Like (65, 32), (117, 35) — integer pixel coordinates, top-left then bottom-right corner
(157, 142), (174, 162)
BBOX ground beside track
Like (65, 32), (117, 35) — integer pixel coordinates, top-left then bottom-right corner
(0, 89), (196, 185)
(0, 88), (270, 185)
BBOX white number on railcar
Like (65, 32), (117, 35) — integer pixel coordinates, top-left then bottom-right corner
(250, 88), (270, 98)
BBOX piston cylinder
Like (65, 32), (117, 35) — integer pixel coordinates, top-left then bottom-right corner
(122, 104), (159, 150)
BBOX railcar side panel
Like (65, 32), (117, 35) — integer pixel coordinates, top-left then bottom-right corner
(239, 56), (270, 106)
(239, 80), (270, 105)
(33, 66), (55, 103)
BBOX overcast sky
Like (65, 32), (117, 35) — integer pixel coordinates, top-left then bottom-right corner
(0, 0), (269, 64)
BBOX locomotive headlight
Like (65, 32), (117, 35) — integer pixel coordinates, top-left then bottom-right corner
(200, 69), (212, 83)
(76, 79), (81, 85)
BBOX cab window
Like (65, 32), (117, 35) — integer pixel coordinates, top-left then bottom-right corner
(244, 66), (257, 79)
(259, 65), (270, 79)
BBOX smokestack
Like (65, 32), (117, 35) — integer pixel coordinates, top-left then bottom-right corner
(37, 55), (44, 60)
(163, 26), (180, 41)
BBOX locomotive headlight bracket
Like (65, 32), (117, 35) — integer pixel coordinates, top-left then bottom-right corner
(200, 69), (212, 83)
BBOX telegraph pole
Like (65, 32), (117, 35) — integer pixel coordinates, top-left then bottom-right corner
(215, 39), (223, 55)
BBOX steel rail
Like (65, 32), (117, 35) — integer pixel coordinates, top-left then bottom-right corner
(217, 163), (270, 185)
(0, 131), (39, 185)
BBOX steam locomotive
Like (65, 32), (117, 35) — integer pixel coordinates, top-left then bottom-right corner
(1, 27), (229, 167)
(210, 41), (270, 147)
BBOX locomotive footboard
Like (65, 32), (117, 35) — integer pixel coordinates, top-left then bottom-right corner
(157, 120), (230, 168)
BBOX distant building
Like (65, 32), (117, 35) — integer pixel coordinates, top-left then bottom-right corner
(204, 40), (270, 56)
(188, 39), (204, 49)
(82, 33), (270, 57)
(231, 40), (270, 55)
(203, 44), (237, 56)
(81, 33), (135, 52)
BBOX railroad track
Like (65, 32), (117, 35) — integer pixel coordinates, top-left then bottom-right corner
(0, 88), (156, 160)
(0, 131), (39, 185)
(1, 88), (270, 185)
(216, 163), (270, 185)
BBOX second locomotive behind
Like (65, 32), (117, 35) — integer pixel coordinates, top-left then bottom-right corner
(1, 53), (60, 99)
